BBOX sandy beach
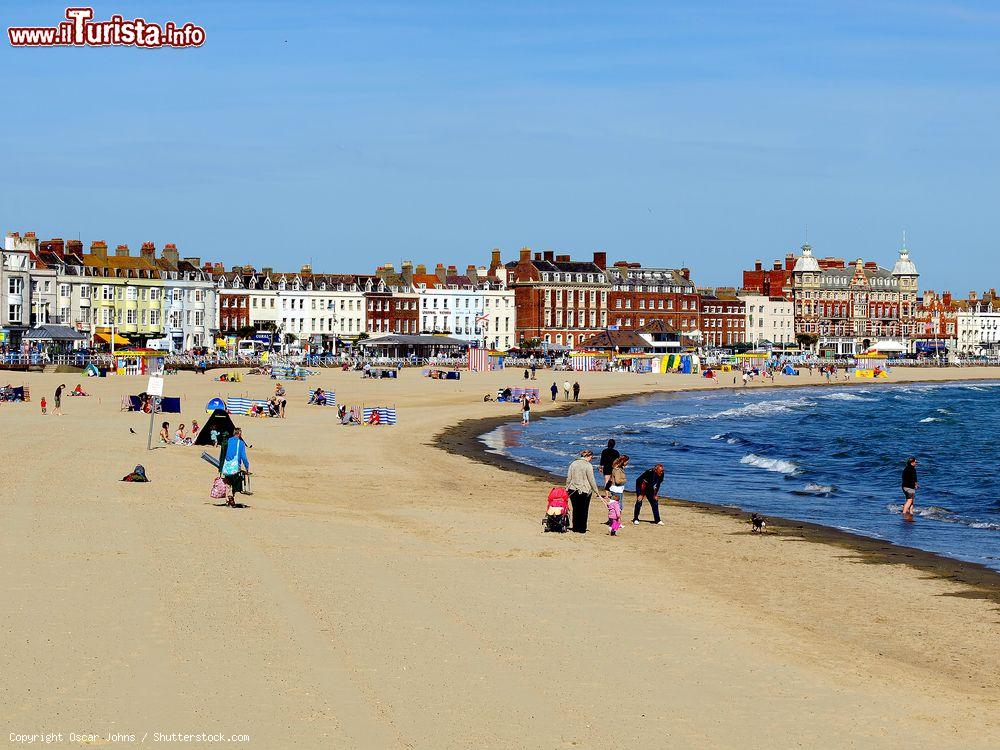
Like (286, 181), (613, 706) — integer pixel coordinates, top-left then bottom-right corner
(1, 365), (998, 749)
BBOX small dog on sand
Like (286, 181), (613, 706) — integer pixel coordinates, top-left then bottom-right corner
(749, 513), (767, 533)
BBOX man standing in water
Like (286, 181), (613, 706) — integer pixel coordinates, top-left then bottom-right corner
(901, 457), (918, 518)
(599, 439), (620, 488)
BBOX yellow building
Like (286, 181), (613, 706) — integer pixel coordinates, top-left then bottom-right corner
(83, 241), (166, 344)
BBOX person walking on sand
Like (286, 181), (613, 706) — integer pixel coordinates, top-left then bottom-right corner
(521, 395), (531, 426)
(550, 382), (558, 401)
(563, 380), (571, 401)
(274, 383), (286, 418)
(220, 427), (251, 507)
(633, 463), (665, 525)
(531, 363), (537, 380)
(566, 449), (605, 533)
(40, 396), (47, 415)
(599, 439), (620, 488)
(53, 383), (65, 416)
(572, 381), (580, 402)
(901, 457), (918, 518)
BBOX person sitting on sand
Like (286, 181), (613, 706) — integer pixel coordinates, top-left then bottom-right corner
(174, 424), (193, 445)
(71, 384), (88, 396)
(159, 421), (170, 444)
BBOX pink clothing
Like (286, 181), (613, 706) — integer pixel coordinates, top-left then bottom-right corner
(607, 499), (621, 533)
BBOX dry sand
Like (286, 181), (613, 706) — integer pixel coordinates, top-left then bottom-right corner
(0, 366), (997, 749)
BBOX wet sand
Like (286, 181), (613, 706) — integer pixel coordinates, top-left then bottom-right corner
(1, 366), (997, 748)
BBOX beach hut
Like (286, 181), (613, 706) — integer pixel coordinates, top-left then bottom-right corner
(115, 349), (166, 376)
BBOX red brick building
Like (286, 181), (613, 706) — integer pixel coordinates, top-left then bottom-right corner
(913, 289), (961, 353)
(742, 255), (795, 299)
(219, 291), (249, 333)
(498, 248), (610, 349)
(365, 269), (419, 335)
(698, 289), (746, 348)
(606, 262), (700, 335)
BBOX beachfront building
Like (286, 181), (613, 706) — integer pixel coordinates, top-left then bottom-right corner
(698, 288), (746, 348)
(81, 242), (166, 347)
(790, 243), (920, 355)
(369, 265), (419, 337)
(605, 262), (700, 336)
(498, 248), (611, 350)
(475, 260), (515, 351)
(410, 263), (487, 344)
(28, 249), (58, 327)
(1, 232), (36, 348)
(738, 291), (795, 347)
(138, 244), (219, 352)
(957, 290), (1000, 355)
(741, 255), (795, 299)
(213, 265), (370, 350)
(912, 289), (961, 357)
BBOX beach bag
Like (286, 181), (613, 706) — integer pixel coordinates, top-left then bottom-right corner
(210, 476), (228, 499)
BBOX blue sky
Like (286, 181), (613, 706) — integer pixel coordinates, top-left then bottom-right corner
(2, 1), (998, 291)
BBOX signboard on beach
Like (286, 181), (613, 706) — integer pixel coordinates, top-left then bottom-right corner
(146, 375), (164, 397)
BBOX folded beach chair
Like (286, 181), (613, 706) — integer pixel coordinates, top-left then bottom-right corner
(121, 395), (132, 411)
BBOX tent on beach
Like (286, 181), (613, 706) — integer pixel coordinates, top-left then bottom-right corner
(195, 409), (237, 446)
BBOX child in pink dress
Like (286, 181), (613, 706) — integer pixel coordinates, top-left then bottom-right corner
(607, 496), (621, 535)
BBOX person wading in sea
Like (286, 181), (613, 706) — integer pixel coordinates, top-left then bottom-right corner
(901, 457), (918, 519)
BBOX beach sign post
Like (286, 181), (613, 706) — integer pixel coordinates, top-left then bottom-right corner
(146, 375), (164, 451)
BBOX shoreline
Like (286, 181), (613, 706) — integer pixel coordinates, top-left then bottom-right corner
(436, 376), (1000, 604)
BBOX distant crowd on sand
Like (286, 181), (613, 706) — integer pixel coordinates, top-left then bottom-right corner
(545, 439), (663, 537)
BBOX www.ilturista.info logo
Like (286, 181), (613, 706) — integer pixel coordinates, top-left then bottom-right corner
(8, 7), (205, 48)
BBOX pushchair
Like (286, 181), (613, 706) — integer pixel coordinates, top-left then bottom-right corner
(542, 486), (570, 533)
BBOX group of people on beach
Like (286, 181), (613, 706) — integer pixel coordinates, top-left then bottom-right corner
(160, 420), (200, 445)
(558, 439), (664, 536)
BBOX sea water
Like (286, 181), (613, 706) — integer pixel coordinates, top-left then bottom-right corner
(482, 382), (1000, 571)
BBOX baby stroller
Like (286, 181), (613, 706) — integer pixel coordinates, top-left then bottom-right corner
(543, 487), (570, 533)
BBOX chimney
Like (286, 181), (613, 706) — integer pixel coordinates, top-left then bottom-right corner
(942, 291), (952, 306)
(67, 239), (82, 256)
(184, 256), (201, 267)
(90, 240), (108, 259)
(261, 267), (273, 276)
(555, 254), (570, 262)
(300, 264), (312, 275)
(534, 252), (542, 261)
(416, 264), (427, 275)
(162, 243), (179, 265)
(543, 250), (554, 262)
(772, 260), (781, 271)
(231, 266), (242, 273)
(593, 251), (607, 270)
(466, 264), (478, 279)
(490, 249), (501, 270)
(115, 243), (130, 257)
(969, 290), (977, 302)
(785, 253), (795, 270)
(435, 263), (447, 282)
(140, 241), (156, 261)
(754, 259), (762, 271)
(680, 267), (691, 280)
(447, 265), (457, 275)
(42, 238), (65, 257)
(400, 261), (414, 285)
(519, 247), (531, 262)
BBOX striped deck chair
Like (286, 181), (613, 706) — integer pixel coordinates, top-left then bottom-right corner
(306, 389), (337, 406)
(121, 395), (131, 411)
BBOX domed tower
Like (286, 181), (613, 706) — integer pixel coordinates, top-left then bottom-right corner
(892, 236), (919, 344)
(791, 243), (821, 349)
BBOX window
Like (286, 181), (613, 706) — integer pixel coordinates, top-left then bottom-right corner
(102, 285), (114, 300)
(149, 287), (160, 300)
(8, 277), (23, 295)
(126, 286), (138, 300)
(150, 309), (160, 326)
(172, 289), (182, 302)
(59, 284), (70, 298)
(80, 285), (91, 299)
(126, 309), (137, 325)
(195, 289), (204, 302)
(8, 303), (22, 322)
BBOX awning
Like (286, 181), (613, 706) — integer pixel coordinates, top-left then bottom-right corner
(867, 340), (906, 353)
(94, 331), (130, 345)
(24, 324), (87, 341)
